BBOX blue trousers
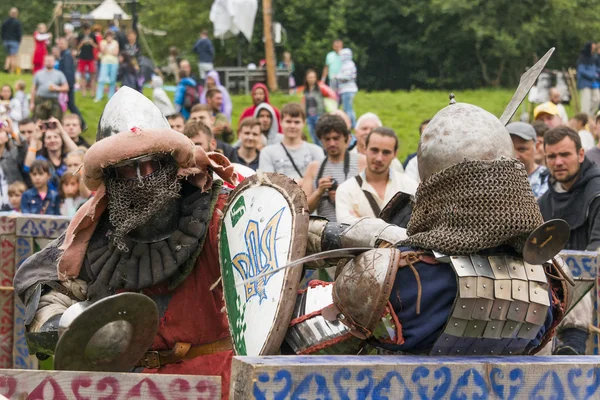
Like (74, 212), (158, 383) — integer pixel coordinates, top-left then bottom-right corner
(95, 62), (118, 101)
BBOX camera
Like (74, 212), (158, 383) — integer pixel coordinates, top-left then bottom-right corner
(329, 179), (338, 191)
(41, 120), (57, 130)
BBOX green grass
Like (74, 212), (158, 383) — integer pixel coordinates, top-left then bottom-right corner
(0, 72), (567, 162)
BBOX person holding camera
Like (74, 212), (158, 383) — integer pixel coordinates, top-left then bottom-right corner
(23, 117), (78, 190)
(301, 114), (365, 222)
(0, 117), (26, 210)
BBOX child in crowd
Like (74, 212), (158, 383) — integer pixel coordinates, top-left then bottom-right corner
(59, 172), (87, 217)
(64, 150), (92, 198)
(20, 160), (61, 215)
(151, 75), (175, 116)
(8, 181), (26, 212)
(13, 81), (29, 123)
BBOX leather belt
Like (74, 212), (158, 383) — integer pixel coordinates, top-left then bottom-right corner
(136, 337), (233, 369)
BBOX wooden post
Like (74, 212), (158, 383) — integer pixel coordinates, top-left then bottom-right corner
(262, 0), (278, 92)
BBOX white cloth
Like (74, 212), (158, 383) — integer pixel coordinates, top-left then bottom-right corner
(152, 87), (176, 116)
(557, 103), (569, 124)
(335, 168), (418, 224)
(404, 156), (420, 183)
(210, 0), (258, 41)
(580, 88), (600, 117)
(579, 130), (595, 151)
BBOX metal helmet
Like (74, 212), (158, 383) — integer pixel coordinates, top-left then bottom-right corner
(96, 86), (170, 141)
(95, 86), (181, 244)
(418, 101), (515, 182)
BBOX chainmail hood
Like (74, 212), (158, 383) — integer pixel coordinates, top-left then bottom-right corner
(401, 158), (544, 255)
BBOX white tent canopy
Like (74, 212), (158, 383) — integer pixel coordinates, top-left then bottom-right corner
(90, 0), (131, 21)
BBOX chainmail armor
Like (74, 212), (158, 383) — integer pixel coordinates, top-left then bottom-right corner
(401, 158), (544, 254)
(106, 162), (181, 252)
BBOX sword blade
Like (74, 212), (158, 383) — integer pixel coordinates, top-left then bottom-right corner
(499, 48), (555, 126)
(234, 247), (372, 287)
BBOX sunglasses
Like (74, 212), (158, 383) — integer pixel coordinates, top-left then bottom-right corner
(104, 154), (169, 180)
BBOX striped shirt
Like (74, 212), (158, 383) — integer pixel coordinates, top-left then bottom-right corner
(313, 152), (359, 222)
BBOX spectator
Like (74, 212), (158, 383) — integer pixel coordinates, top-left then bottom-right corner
(302, 114), (366, 222)
(192, 29), (214, 84)
(321, 39), (343, 92)
(20, 159), (61, 215)
(258, 103), (324, 184)
(108, 21), (127, 55)
(167, 113), (185, 133)
(0, 118), (26, 200)
(235, 118), (261, 171)
(57, 37), (86, 130)
(200, 71), (232, 121)
(403, 120), (430, 168)
(532, 120), (550, 166)
(336, 127), (418, 224)
(254, 103), (282, 147)
(577, 42), (600, 116)
(76, 22), (98, 98)
(62, 114), (90, 148)
(8, 181), (26, 212)
(17, 117), (37, 148)
(403, 119), (430, 182)
(24, 117), (78, 188)
(337, 48), (358, 127)
(1, 8), (21, 73)
(533, 102), (562, 129)
(31, 55), (69, 121)
(32, 23), (52, 74)
(174, 60), (198, 120)
(278, 51), (296, 94)
(94, 31), (120, 102)
(188, 104), (238, 162)
(205, 88), (234, 143)
(59, 172), (87, 217)
(568, 113), (595, 151)
(507, 122), (549, 199)
(549, 87), (569, 123)
(351, 112), (404, 174)
(64, 150), (85, 174)
(0, 84), (24, 123)
(151, 75), (175, 116)
(166, 46), (180, 82)
(538, 126), (600, 355)
(183, 119), (215, 152)
(124, 30), (141, 60)
(239, 83), (281, 132)
(302, 68), (325, 146)
(63, 23), (77, 52)
(117, 52), (141, 92)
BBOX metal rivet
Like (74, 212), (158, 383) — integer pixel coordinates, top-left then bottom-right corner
(454, 323), (458, 327)
(478, 264), (482, 268)
(438, 349), (442, 353)
(491, 326), (496, 330)
(534, 290), (538, 295)
(513, 266), (516, 270)
(518, 287), (522, 291)
(533, 310), (537, 314)
(462, 305), (466, 309)
(509, 351), (513, 354)
(516, 308), (519, 311)
(473, 350), (477, 353)
(500, 286), (504, 290)
(466, 284), (470, 288)
(498, 306), (502, 310)
(483, 284), (487, 288)
(490, 350), (494, 354)
(531, 268), (534, 272)
(480, 306), (484, 310)
(456, 350), (460, 353)
(445, 337), (449, 341)
(510, 326), (514, 330)
(497, 266), (501, 270)
(473, 325), (477, 329)
(527, 327), (531, 331)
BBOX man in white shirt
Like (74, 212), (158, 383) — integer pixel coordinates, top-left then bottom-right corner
(336, 127), (418, 224)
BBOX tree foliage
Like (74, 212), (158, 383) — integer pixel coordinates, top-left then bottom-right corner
(3, 0), (600, 90)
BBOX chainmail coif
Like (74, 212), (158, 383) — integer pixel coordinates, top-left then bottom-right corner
(402, 158), (544, 255)
(106, 161), (181, 252)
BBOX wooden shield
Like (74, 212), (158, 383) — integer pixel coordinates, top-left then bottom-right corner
(218, 173), (309, 356)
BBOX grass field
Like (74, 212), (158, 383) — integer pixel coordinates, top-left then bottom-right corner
(0, 72), (569, 161)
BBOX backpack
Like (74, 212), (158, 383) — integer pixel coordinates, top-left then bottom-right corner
(183, 85), (199, 112)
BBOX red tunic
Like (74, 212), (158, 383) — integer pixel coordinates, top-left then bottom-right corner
(141, 193), (233, 399)
(33, 32), (49, 73)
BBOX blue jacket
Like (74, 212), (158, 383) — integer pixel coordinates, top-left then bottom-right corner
(174, 77), (197, 120)
(192, 38), (214, 63)
(59, 49), (76, 88)
(20, 188), (61, 216)
(577, 62), (598, 89)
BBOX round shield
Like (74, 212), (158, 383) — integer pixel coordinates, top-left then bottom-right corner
(54, 292), (158, 371)
(218, 172), (309, 356)
(522, 219), (570, 265)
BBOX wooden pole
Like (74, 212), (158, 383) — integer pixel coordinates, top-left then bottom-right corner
(262, 0), (278, 92)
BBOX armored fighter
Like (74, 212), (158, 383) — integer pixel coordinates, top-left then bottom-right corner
(14, 88), (237, 397)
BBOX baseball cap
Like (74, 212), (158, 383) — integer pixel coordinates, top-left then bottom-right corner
(533, 102), (559, 120)
(506, 122), (536, 141)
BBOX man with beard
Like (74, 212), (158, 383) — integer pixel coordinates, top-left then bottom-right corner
(238, 83), (281, 132)
(336, 127), (417, 224)
(189, 104), (238, 163)
(538, 126), (600, 355)
(13, 88), (237, 397)
(205, 88), (233, 143)
(302, 114), (365, 222)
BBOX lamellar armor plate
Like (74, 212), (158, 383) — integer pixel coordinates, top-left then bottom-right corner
(431, 254), (550, 356)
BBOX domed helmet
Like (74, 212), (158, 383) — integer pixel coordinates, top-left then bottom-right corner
(93, 87), (182, 247)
